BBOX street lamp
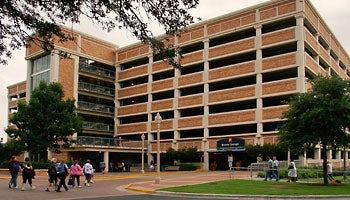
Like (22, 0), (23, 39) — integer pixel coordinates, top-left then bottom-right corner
(154, 112), (162, 184)
(141, 133), (145, 174)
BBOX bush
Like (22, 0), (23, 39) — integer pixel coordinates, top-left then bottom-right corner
(31, 160), (50, 169)
(0, 160), (9, 168)
(179, 164), (197, 171)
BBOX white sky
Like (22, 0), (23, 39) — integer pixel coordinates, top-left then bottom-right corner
(0, 0), (349, 142)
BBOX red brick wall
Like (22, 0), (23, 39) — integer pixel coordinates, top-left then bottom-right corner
(59, 58), (75, 99)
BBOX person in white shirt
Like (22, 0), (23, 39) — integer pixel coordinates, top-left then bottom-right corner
(287, 159), (297, 182)
(327, 161), (335, 181)
(83, 160), (93, 186)
(272, 156), (279, 180)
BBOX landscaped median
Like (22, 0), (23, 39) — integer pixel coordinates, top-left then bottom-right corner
(159, 179), (350, 196)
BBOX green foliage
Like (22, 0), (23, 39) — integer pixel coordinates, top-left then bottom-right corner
(31, 160), (51, 169)
(0, 140), (25, 163)
(245, 144), (298, 164)
(0, 0), (199, 66)
(5, 82), (82, 160)
(279, 75), (350, 184)
(179, 164), (197, 171)
(163, 147), (201, 164)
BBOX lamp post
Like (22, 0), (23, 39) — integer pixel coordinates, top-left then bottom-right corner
(141, 133), (145, 174)
(154, 112), (162, 184)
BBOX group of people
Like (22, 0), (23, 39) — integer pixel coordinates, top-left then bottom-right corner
(263, 156), (280, 181)
(8, 156), (95, 192)
(8, 156), (35, 191)
(263, 156), (298, 182)
(46, 158), (95, 192)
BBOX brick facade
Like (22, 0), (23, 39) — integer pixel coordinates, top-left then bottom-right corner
(9, 0), (350, 169)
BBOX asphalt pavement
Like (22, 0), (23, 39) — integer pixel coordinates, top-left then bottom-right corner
(1, 170), (350, 200)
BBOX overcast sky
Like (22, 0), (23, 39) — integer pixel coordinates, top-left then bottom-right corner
(1, 0), (349, 142)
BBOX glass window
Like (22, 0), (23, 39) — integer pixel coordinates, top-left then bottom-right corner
(31, 55), (51, 90)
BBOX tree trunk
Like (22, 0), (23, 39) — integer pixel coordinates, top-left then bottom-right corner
(321, 144), (328, 185)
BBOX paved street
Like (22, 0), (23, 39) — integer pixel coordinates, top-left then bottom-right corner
(2, 171), (350, 200)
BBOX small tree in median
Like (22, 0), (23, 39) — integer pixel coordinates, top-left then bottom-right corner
(279, 75), (350, 184)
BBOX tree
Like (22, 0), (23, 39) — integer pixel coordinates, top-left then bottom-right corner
(1, 0), (200, 66)
(279, 75), (350, 184)
(0, 139), (25, 163)
(5, 81), (82, 161)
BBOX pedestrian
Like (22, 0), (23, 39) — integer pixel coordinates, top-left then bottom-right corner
(83, 160), (93, 186)
(46, 158), (58, 192)
(109, 161), (115, 172)
(56, 160), (69, 192)
(264, 156), (278, 181)
(287, 159), (297, 182)
(149, 160), (155, 171)
(21, 157), (36, 191)
(8, 156), (20, 189)
(272, 156), (279, 180)
(99, 161), (106, 174)
(70, 160), (83, 188)
(327, 161), (335, 182)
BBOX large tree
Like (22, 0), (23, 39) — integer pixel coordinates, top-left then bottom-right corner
(0, 0), (199, 66)
(5, 81), (82, 160)
(279, 75), (350, 184)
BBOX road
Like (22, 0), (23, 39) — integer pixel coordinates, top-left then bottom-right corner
(0, 173), (228, 200)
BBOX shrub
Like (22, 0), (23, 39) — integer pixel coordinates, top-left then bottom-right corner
(179, 164), (197, 171)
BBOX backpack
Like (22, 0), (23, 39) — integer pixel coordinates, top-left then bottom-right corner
(48, 163), (57, 175)
(12, 162), (20, 172)
(57, 163), (68, 174)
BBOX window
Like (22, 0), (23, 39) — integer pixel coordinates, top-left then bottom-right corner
(31, 55), (51, 89)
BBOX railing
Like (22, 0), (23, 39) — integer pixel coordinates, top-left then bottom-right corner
(83, 121), (114, 132)
(230, 161), (350, 184)
(79, 62), (115, 79)
(78, 82), (115, 96)
(78, 101), (114, 114)
(75, 136), (145, 149)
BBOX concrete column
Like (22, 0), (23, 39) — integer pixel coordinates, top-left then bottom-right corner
(295, 14), (307, 93)
(254, 24), (263, 145)
(104, 151), (109, 172)
(314, 147), (321, 160)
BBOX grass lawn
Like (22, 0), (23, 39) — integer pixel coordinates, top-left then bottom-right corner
(159, 179), (350, 196)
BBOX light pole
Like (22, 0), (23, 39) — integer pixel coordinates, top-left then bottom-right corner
(141, 133), (145, 174)
(155, 112), (162, 184)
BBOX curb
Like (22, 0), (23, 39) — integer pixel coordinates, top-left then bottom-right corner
(125, 183), (155, 193)
(155, 191), (350, 200)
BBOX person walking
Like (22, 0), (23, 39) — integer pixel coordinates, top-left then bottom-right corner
(56, 160), (69, 192)
(327, 161), (335, 182)
(272, 156), (279, 180)
(70, 160), (83, 188)
(99, 161), (106, 174)
(8, 156), (20, 189)
(21, 157), (36, 191)
(264, 156), (278, 181)
(83, 160), (93, 186)
(287, 159), (297, 182)
(46, 158), (58, 192)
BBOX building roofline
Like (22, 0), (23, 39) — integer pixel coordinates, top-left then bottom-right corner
(60, 25), (119, 49)
(6, 80), (26, 89)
